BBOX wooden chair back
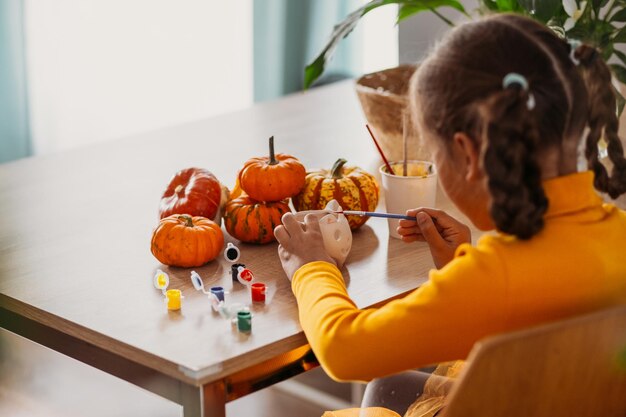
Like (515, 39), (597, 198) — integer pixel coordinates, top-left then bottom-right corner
(443, 306), (626, 417)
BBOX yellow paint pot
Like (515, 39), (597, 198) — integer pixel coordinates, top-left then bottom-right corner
(166, 289), (182, 311)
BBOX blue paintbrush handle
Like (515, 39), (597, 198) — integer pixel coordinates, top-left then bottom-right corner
(342, 210), (414, 220)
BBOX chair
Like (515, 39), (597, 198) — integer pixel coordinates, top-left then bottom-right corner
(443, 305), (626, 417)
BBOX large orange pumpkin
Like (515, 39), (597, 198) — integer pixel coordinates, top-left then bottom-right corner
(159, 167), (229, 222)
(223, 195), (291, 244)
(238, 136), (306, 202)
(151, 214), (224, 267)
(293, 158), (379, 230)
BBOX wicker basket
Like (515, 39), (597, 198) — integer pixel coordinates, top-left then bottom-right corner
(355, 65), (430, 163)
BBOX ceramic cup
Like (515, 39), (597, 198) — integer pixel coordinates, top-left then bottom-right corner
(379, 161), (437, 239)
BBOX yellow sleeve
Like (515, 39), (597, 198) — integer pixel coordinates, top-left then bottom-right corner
(291, 240), (509, 382)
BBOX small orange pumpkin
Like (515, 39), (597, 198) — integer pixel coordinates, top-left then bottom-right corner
(293, 158), (379, 230)
(159, 167), (228, 222)
(151, 214), (224, 267)
(238, 136), (306, 202)
(223, 195), (291, 244)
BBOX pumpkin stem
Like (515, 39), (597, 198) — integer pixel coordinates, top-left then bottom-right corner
(178, 215), (194, 227)
(331, 158), (348, 179)
(268, 136), (278, 166)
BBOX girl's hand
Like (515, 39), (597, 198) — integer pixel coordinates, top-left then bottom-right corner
(397, 208), (471, 269)
(275, 212), (337, 281)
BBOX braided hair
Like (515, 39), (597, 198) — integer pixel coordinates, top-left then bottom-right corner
(411, 13), (626, 239)
(573, 44), (626, 198)
(480, 80), (547, 239)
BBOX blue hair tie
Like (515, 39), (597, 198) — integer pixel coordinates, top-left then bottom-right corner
(502, 72), (529, 91)
(502, 72), (535, 110)
(568, 39), (582, 66)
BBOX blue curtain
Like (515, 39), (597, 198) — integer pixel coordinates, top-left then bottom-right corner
(253, 0), (363, 102)
(0, 0), (31, 164)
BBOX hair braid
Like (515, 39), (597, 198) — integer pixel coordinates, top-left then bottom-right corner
(574, 44), (626, 198)
(481, 87), (548, 239)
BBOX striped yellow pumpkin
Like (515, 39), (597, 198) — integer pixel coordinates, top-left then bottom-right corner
(293, 158), (379, 230)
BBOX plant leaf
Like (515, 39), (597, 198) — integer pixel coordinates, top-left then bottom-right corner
(610, 7), (626, 21)
(303, 0), (467, 89)
(591, 0), (609, 16)
(479, 0), (499, 11)
(397, 0), (467, 23)
(363, 0), (403, 14)
(495, 0), (516, 12)
(304, 54), (327, 93)
(397, 4), (426, 21)
(613, 26), (626, 43)
(602, 43), (615, 61)
(518, 0), (562, 23)
(610, 64), (626, 85)
(303, 0), (391, 90)
(614, 49), (626, 67)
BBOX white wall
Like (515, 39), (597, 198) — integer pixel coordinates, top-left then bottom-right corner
(362, 2), (398, 74)
(23, 1), (397, 155)
(25, 1), (253, 154)
(398, 2), (472, 64)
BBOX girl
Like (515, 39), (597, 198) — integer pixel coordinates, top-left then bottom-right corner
(274, 13), (626, 417)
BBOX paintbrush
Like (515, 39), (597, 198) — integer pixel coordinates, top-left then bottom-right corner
(332, 210), (414, 221)
(366, 124), (395, 175)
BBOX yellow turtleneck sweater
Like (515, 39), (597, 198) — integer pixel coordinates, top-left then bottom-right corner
(292, 171), (626, 382)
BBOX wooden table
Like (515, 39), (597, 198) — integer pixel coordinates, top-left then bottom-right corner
(0, 81), (474, 416)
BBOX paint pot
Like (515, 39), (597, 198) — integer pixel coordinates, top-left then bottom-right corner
(237, 266), (255, 286)
(190, 270), (204, 292)
(154, 269), (169, 292)
(251, 282), (266, 303)
(231, 263), (245, 281)
(237, 310), (252, 332)
(165, 289), (182, 311)
(224, 242), (240, 263)
(210, 286), (225, 302)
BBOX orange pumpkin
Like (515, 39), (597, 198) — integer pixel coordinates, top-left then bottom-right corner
(151, 214), (224, 267)
(230, 176), (244, 199)
(293, 158), (379, 230)
(159, 167), (229, 222)
(238, 136), (306, 202)
(223, 195), (291, 244)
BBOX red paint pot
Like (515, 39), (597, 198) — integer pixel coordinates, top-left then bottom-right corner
(251, 282), (266, 303)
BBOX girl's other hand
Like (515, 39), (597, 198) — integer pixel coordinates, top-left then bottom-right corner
(275, 212), (337, 281)
(398, 208), (471, 269)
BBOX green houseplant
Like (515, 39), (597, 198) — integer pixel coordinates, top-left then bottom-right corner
(305, 0), (626, 101)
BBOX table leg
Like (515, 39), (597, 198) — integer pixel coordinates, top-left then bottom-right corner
(181, 381), (226, 417)
(0, 306), (317, 416)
